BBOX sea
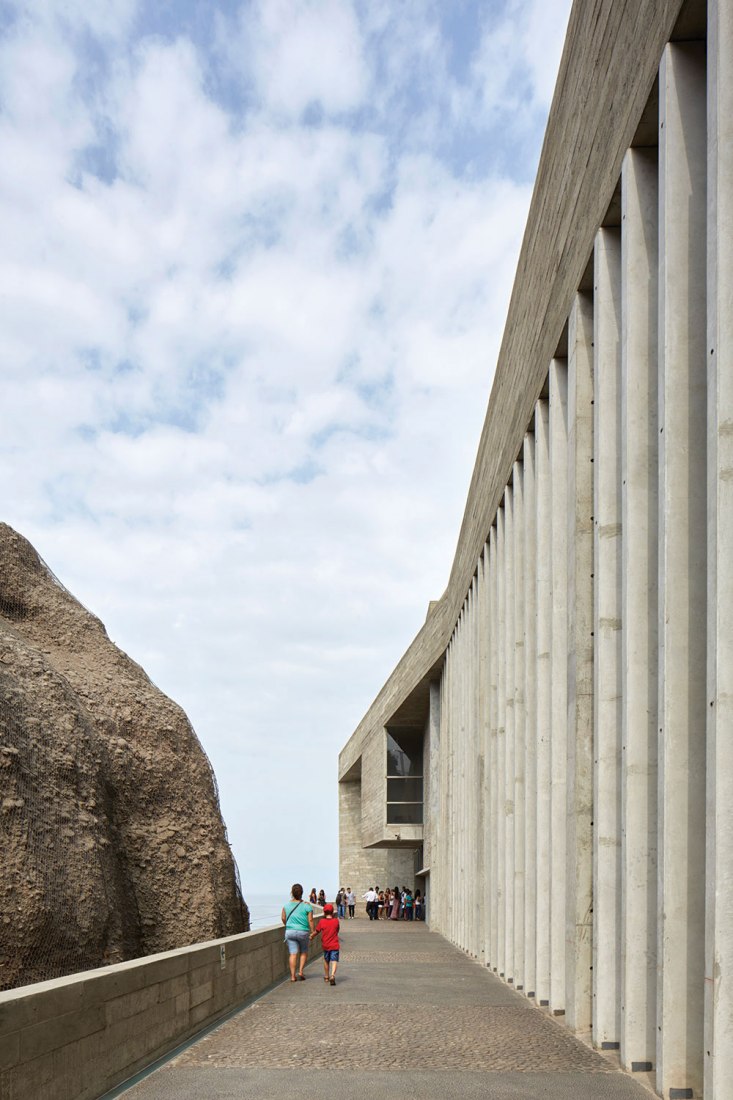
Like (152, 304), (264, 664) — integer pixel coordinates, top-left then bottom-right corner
(246, 893), (288, 930)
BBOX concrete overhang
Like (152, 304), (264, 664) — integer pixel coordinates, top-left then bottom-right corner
(365, 825), (423, 850)
(339, 655), (443, 782)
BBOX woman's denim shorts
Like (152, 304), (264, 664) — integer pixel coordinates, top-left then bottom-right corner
(284, 929), (310, 955)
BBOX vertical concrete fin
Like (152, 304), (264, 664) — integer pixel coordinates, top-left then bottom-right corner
(657, 40), (707, 1099)
(549, 358), (569, 1013)
(592, 226), (623, 1049)
(705, 3), (733, 1095)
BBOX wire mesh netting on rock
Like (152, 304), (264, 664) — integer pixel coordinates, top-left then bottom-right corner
(0, 524), (248, 992)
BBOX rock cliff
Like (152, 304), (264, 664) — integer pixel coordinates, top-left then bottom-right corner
(0, 524), (248, 991)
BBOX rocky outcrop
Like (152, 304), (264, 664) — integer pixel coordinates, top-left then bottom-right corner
(0, 524), (248, 991)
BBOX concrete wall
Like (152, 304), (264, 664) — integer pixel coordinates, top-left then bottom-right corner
(339, 1), (729, 1097)
(0, 923), (322, 1100)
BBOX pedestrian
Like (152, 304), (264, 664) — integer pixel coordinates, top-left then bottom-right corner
(281, 883), (315, 982)
(347, 887), (356, 919)
(404, 889), (414, 920)
(414, 890), (423, 920)
(311, 902), (340, 985)
(336, 887), (345, 919)
(309, 888), (317, 905)
(390, 885), (400, 920)
(362, 885), (377, 919)
(377, 890), (385, 919)
(318, 888), (327, 908)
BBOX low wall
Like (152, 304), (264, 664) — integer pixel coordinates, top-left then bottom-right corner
(0, 921), (323, 1100)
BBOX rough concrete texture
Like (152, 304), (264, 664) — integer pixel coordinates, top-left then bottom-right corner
(0, 524), (248, 991)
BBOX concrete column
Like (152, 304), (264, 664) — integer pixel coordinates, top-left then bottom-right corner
(474, 567), (484, 961)
(442, 633), (450, 940)
(460, 607), (464, 950)
(496, 506), (506, 977)
(706, 4), (733, 1093)
(513, 462), (525, 991)
(473, 575), (481, 959)
(504, 485), (515, 982)
(458, 611), (465, 949)
(523, 431), (538, 1001)
(549, 358), (568, 1014)
(435, 653), (444, 933)
(467, 589), (474, 956)
(489, 524), (500, 971)
(449, 636), (457, 940)
(480, 545), (492, 964)
(592, 226), (623, 1050)
(535, 398), (552, 1007)
(426, 678), (441, 928)
(620, 145), (658, 1074)
(657, 42), (707, 1098)
(565, 291), (594, 1035)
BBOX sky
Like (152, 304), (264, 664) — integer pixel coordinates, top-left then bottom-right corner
(0, 0), (572, 897)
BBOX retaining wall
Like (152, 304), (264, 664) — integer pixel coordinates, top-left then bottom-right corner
(0, 922), (322, 1100)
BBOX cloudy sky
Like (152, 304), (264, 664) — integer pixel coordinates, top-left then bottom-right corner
(1, 0), (571, 900)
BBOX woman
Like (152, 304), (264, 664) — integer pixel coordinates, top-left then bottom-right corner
(317, 888), (326, 908)
(281, 883), (315, 981)
(390, 885), (400, 920)
(309, 887), (317, 905)
(414, 890), (423, 921)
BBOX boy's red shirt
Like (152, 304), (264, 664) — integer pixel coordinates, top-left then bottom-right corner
(316, 916), (340, 950)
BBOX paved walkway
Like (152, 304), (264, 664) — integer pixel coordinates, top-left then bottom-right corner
(122, 918), (650, 1100)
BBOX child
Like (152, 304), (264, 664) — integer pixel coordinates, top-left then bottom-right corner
(311, 902), (340, 985)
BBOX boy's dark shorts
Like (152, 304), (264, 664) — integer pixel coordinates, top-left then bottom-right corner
(324, 949), (340, 962)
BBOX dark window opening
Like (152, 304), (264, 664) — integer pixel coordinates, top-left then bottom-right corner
(386, 730), (423, 826)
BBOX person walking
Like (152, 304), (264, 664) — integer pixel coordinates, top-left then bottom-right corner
(336, 888), (345, 919)
(362, 886), (377, 919)
(311, 902), (341, 985)
(281, 883), (315, 982)
(347, 887), (356, 919)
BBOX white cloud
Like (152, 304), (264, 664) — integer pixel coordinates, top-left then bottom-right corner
(233, 0), (368, 118)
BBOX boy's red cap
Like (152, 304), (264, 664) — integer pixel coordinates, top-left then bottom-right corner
(323, 903), (334, 913)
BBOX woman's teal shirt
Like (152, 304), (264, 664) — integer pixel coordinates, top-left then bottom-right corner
(284, 900), (313, 930)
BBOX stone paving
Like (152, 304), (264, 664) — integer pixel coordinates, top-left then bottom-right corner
(121, 918), (652, 1100)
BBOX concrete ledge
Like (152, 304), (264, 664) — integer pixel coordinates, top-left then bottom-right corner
(0, 923), (323, 1100)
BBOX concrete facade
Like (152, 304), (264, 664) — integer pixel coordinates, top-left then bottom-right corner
(339, 1), (728, 1096)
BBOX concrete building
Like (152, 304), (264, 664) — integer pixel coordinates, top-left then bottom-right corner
(338, 1), (732, 1096)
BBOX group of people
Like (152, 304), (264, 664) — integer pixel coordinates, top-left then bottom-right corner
(281, 881), (426, 988)
(310, 886), (357, 918)
(360, 885), (424, 921)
